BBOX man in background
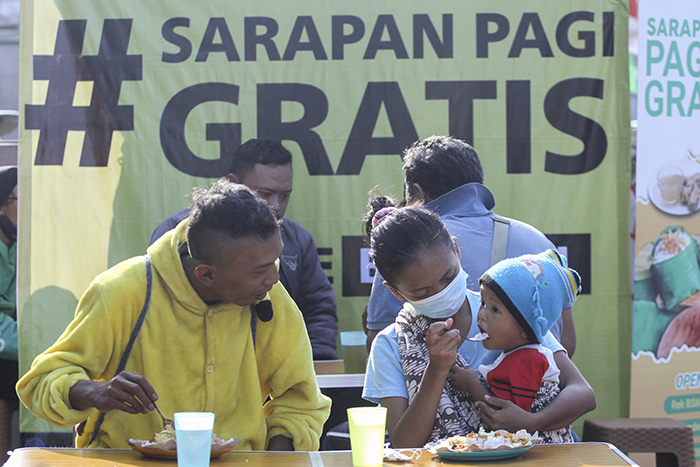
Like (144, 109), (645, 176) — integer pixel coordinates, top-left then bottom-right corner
(364, 136), (576, 356)
(151, 139), (338, 361)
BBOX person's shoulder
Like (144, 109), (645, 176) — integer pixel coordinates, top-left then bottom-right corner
(150, 208), (191, 245)
(281, 217), (316, 247)
(501, 216), (555, 250)
(94, 255), (148, 282)
(282, 218), (312, 237)
(85, 256), (152, 305)
(377, 322), (398, 339)
(369, 324), (399, 359)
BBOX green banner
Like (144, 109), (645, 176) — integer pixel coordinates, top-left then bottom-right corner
(18, 0), (630, 436)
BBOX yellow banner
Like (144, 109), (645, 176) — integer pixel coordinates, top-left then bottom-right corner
(19, 0), (630, 437)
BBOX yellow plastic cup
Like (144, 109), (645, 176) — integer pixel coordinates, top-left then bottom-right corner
(347, 407), (387, 466)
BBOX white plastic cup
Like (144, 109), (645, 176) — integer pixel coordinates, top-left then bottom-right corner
(347, 407), (387, 466)
(174, 412), (215, 467)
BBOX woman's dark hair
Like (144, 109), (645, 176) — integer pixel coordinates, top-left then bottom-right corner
(362, 195), (397, 242)
(363, 201), (455, 287)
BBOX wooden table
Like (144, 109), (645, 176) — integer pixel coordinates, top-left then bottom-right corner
(5, 443), (638, 466)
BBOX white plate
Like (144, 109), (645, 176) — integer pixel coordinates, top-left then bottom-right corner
(648, 181), (699, 216)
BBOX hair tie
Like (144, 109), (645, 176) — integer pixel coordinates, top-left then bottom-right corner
(372, 207), (397, 229)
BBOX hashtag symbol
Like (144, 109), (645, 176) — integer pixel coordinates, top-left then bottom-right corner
(26, 19), (142, 166)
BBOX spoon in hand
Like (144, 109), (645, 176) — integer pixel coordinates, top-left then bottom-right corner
(152, 401), (174, 429)
(467, 332), (490, 342)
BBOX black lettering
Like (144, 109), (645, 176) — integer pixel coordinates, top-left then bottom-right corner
(336, 82), (418, 175)
(556, 11), (595, 58)
(363, 15), (409, 59)
(476, 13), (509, 58)
(342, 236), (373, 297)
(257, 83), (333, 176)
(603, 11), (615, 57)
(195, 17), (239, 62)
(162, 17), (192, 63)
(160, 83), (241, 177)
(332, 15), (364, 60)
(506, 80), (531, 173)
(413, 14), (453, 59)
(544, 78), (606, 174)
(509, 13), (553, 58)
(282, 16), (327, 60)
(425, 81), (497, 145)
(244, 17), (281, 61)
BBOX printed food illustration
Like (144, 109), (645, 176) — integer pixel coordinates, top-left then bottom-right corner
(657, 307), (700, 359)
(680, 173), (700, 210)
(633, 226), (700, 358)
(649, 161), (700, 215)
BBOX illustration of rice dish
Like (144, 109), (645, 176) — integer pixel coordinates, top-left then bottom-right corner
(650, 227), (700, 311)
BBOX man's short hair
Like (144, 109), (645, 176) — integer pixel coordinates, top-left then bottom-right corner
(402, 135), (484, 201)
(186, 180), (279, 263)
(230, 139), (292, 179)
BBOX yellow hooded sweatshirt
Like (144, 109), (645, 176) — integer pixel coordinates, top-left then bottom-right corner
(17, 221), (331, 450)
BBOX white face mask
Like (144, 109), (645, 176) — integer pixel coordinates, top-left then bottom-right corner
(407, 268), (468, 319)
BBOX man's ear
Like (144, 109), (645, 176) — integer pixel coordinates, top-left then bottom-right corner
(383, 280), (406, 301)
(226, 173), (240, 184)
(194, 264), (216, 285)
(453, 236), (461, 260)
(409, 183), (426, 204)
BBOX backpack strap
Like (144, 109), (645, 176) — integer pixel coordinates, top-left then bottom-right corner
(86, 254), (152, 446)
(489, 215), (510, 267)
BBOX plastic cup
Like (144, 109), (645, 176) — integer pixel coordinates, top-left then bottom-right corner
(340, 331), (368, 374)
(347, 407), (387, 466)
(174, 412), (215, 467)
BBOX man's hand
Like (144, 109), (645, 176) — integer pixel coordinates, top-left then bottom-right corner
(69, 371), (158, 414)
(476, 395), (537, 433)
(267, 435), (294, 451)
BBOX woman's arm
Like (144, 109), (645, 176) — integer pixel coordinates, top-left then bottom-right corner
(559, 307), (577, 357)
(476, 351), (595, 432)
(383, 319), (463, 448)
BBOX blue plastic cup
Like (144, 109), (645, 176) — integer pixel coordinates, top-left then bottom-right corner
(174, 412), (215, 467)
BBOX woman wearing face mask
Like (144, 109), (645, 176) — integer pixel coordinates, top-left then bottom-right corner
(361, 198), (595, 448)
(0, 165), (17, 463)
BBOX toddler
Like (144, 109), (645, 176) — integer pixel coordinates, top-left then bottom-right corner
(451, 249), (581, 443)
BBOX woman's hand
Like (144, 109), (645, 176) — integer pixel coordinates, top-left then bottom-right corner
(425, 318), (462, 375)
(477, 396), (537, 432)
(69, 371), (158, 414)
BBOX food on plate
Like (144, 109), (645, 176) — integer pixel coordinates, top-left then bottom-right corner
(128, 426), (240, 452)
(153, 424), (176, 445)
(427, 427), (540, 453)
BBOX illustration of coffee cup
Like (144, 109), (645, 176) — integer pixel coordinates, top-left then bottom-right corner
(657, 165), (685, 204)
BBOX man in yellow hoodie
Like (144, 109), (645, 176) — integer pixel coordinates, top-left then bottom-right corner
(17, 181), (331, 450)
